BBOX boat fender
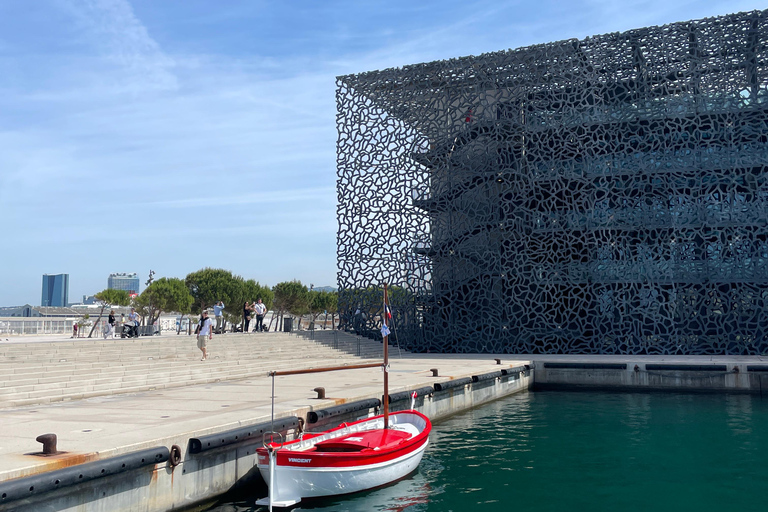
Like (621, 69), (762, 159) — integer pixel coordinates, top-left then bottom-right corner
(307, 398), (381, 424)
(0, 446), (169, 504)
(387, 386), (434, 404)
(169, 445), (182, 467)
(543, 363), (627, 370)
(472, 371), (503, 383)
(500, 365), (530, 379)
(645, 364), (727, 372)
(433, 377), (472, 392)
(189, 417), (300, 454)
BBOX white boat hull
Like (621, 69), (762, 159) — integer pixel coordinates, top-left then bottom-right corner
(256, 438), (428, 506)
(255, 411), (431, 507)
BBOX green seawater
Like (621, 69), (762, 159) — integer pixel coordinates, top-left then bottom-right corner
(207, 391), (768, 511)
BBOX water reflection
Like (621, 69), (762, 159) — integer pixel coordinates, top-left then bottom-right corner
(207, 391), (768, 512)
(725, 394), (753, 437)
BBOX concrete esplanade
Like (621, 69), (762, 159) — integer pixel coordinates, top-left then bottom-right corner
(0, 330), (532, 512)
(3, 330), (767, 512)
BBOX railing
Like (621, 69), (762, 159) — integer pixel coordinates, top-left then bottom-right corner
(0, 318), (99, 336)
(0, 318), (163, 337)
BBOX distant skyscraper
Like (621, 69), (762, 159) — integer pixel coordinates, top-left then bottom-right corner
(41, 274), (69, 307)
(108, 273), (140, 295)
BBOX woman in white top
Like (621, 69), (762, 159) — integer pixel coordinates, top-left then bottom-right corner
(197, 310), (213, 360)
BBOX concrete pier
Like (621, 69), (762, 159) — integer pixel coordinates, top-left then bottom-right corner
(5, 331), (766, 512)
(0, 332), (531, 512)
(530, 354), (768, 394)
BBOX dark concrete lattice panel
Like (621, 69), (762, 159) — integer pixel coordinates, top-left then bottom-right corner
(337, 10), (768, 354)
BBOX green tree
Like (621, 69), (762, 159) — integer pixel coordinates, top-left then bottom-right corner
(325, 291), (338, 329)
(308, 290), (336, 329)
(185, 268), (274, 332)
(88, 288), (130, 338)
(224, 279), (276, 330)
(135, 277), (193, 326)
(185, 268), (241, 314)
(273, 281), (309, 330)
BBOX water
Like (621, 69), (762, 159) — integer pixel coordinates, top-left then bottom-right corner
(207, 391), (768, 511)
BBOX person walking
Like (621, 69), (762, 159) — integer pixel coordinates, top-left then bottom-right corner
(254, 298), (266, 332)
(104, 310), (116, 339)
(213, 300), (225, 333)
(197, 310), (213, 360)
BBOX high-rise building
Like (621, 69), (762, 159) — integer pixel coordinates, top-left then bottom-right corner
(337, 10), (768, 355)
(108, 273), (140, 295)
(41, 274), (69, 307)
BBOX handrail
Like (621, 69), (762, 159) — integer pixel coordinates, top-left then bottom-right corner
(269, 362), (382, 377)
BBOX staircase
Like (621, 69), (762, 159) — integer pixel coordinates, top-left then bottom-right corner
(293, 329), (410, 359)
(0, 333), (379, 408)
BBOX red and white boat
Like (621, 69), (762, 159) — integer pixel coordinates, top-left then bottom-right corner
(255, 409), (431, 507)
(255, 284), (432, 509)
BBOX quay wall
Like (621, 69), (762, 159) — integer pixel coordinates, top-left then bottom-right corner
(0, 367), (532, 512)
(533, 360), (768, 394)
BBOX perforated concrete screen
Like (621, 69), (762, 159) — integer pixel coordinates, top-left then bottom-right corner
(337, 10), (768, 354)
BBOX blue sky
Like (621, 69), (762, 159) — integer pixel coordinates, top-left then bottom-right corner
(0, 0), (763, 306)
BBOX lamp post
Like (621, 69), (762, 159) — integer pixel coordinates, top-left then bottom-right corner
(145, 270), (155, 333)
(309, 284), (314, 331)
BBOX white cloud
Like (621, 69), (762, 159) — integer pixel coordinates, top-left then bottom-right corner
(57, 0), (178, 92)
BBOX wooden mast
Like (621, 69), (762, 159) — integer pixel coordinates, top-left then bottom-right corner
(383, 283), (390, 429)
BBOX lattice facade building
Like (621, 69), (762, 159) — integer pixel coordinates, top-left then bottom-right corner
(337, 10), (768, 354)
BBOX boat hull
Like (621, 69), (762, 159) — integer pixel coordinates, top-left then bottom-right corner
(256, 437), (428, 505)
(255, 411), (431, 506)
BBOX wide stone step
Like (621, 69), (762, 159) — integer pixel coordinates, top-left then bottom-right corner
(0, 339), (337, 360)
(0, 353), (372, 390)
(0, 344), (298, 359)
(0, 333), (295, 348)
(0, 333), (383, 408)
(0, 350), (358, 382)
(0, 341), (352, 365)
(0, 357), (380, 407)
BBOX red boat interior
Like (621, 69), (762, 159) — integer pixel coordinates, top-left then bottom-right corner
(310, 429), (412, 453)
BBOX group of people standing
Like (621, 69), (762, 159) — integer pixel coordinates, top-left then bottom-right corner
(211, 299), (267, 333)
(195, 298), (268, 361)
(101, 308), (140, 339)
(243, 299), (267, 333)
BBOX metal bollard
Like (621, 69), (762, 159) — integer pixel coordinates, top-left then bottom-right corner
(35, 433), (59, 456)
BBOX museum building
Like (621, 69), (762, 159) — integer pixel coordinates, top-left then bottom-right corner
(337, 10), (768, 354)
